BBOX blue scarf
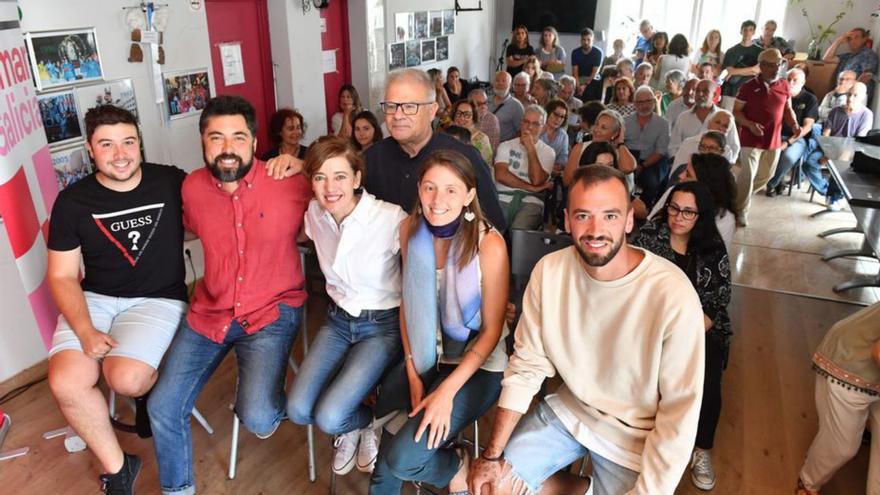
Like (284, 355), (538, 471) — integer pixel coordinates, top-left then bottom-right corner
(403, 217), (482, 374)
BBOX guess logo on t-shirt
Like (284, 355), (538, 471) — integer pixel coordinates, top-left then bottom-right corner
(92, 203), (165, 266)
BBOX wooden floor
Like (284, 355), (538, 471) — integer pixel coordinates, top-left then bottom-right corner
(0, 287), (871, 494)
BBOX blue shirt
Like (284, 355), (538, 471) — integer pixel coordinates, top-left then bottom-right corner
(539, 129), (569, 168)
(837, 47), (879, 79)
(634, 36), (651, 57)
(623, 113), (670, 161)
(572, 46), (604, 83)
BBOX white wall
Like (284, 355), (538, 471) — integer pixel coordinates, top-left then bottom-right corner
(782, 1), (877, 52)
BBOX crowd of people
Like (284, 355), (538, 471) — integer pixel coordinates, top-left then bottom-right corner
(42, 14), (880, 495)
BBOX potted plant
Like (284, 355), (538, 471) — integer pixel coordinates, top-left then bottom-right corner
(794, 0), (855, 60)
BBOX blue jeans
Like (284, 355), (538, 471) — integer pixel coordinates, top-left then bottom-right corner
(768, 137), (816, 189)
(504, 401), (639, 495)
(148, 304), (302, 494)
(287, 303), (402, 434)
(636, 156), (671, 209)
(803, 148), (843, 202)
(369, 363), (503, 494)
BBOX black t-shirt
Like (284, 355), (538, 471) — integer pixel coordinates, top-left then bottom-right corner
(363, 133), (507, 231)
(48, 162), (188, 301)
(506, 45), (534, 77)
(783, 90), (819, 140)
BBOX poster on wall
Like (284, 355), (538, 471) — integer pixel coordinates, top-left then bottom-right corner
(394, 12), (414, 42)
(414, 11), (428, 39)
(75, 79), (138, 127)
(429, 11), (443, 38)
(25, 28), (104, 91)
(443, 10), (455, 35)
(436, 36), (449, 62)
(37, 90), (82, 146)
(405, 40), (421, 67)
(51, 144), (91, 191)
(421, 39), (436, 63)
(389, 42), (405, 70)
(163, 69), (211, 119)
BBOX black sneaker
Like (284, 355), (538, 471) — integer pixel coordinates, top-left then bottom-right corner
(99, 453), (142, 495)
(134, 395), (152, 439)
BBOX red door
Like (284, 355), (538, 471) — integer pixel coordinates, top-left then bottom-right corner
(320, 1), (351, 131)
(205, 0), (275, 157)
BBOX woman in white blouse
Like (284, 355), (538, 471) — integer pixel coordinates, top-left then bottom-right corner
(287, 136), (407, 476)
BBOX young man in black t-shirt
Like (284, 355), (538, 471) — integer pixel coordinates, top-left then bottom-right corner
(46, 105), (187, 494)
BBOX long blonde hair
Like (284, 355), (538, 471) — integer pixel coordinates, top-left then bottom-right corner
(701, 30), (722, 57)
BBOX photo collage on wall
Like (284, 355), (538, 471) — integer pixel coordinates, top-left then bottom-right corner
(389, 9), (454, 71)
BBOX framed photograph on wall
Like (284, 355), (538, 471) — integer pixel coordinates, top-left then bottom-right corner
(37, 89), (82, 146)
(25, 28), (104, 91)
(51, 143), (91, 191)
(389, 42), (405, 71)
(429, 11), (443, 38)
(443, 10), (455, 35)
(75, 79), (139, 127)
(421, 39), (436, 63)
(414, 11), (428, 39)
(163, 69), (212, 120)
(405, 40), (421, 67)
(394, 12), (414, 42)
(436, 36), (449, 62)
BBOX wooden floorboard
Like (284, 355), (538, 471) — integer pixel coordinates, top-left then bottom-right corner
(0, 288), (871, 494)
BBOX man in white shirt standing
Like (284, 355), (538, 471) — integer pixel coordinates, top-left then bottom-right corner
(494, 105), (556, 230)
(469, 165), (705, 495)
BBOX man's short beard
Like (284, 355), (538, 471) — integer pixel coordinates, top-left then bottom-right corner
(574, 233), (625, 267)
(493, 87), (510, 99)
(207, 153), (253, 182)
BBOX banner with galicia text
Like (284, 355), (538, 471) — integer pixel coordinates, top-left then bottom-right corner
(0, 9), (60, 350)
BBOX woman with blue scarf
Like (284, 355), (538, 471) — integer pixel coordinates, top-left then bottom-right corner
(369, 150), (510, 494)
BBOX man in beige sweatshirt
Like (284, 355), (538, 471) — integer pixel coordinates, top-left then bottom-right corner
(469, 165), (705, 495)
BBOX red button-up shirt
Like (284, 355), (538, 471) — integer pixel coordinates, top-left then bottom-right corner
(735, 76), (790, 150)
(182, 160), (310, 342)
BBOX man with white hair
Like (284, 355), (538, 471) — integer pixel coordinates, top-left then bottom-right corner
(624, 85), (671, 206)
(489, 70), (526, 142)
(512, 71), (536, 108)
(672, 110), (741, 175)
(766, 68), (819, 196)
(364, 68), (506, 229)
(669, 79), (719, 155)
(558, 75), (583, 126)
(633, 19), (654, 65)
(817, 70), (857, 120)
(493, 104), (556, 230)
(732, 48), (799, 226)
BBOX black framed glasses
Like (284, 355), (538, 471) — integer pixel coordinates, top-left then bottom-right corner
(698, 144), (722, 153)
(667, 203), (699, 220)
(551, 111), (567, 119)
(454, 111), (473, 119)
(380, 101), (434, 115)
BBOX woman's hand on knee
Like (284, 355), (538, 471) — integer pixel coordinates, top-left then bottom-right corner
(410, 383), (456, 449)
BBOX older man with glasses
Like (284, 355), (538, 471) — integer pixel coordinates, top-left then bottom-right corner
(469, 88), (501, 153)
(363, 68), (506, 230)
(766, 67), (819, 197)
(493, 104), (556, 230)
(624, 85), (672, 207)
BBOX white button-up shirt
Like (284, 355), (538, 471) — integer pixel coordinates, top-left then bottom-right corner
(304, 191), (407, 316)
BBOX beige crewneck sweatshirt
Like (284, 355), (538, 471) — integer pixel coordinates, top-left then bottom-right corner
(500, 246), (705, 495)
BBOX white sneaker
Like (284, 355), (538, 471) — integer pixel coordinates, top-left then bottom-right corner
(332, 430), (360, 475)
(690, 448), (716, 490)
(826, 198), (845, 211)
(356, 427), (379, 473)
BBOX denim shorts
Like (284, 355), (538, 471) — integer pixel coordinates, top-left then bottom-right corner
(48, 291), (186, 369)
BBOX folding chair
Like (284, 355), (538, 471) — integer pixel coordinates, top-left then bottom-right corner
(509, 229), (573, 329)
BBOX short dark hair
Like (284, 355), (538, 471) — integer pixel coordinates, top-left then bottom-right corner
(569, 163), (631, 208)
(303, 135), (365, 181)
(852, 28), (868, 38)
(85, 105), (138, 143)
(268, 108), (306, 146)
(581, 28), (594, 37)
(668, 34), (689, 58)
(701, 130), (726, 150)
(741, 20), (757, 32)
(578, 100), (605, 127)
(581, 141), (618, 168)
(441, 125), (472, 144)
(199, 95), (257, 136)
(544, 99), (568, 119)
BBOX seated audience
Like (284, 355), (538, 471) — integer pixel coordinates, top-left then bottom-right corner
(441, 124), (473, 145)
(565, 109), (637, 186)
(494, 105), (556, 230)
(428, 68), (453, 123)
(665, 77), (698, 126)
(558, 75), (584, 116)
(823, 28), (878, 85)
(795, 302), (880, 495)
(767, 68), (819, 196)
(607, 77), (636, 118)
(505, 24), (534, 77)
(536, 26), (566, 79)
(572, 28), (604, 100)
(451, 99), (494, 166)
(470, 88), (501, 153)
(646, 31), (669, 69)
(617, 57), (635, 81)
(692, 29), (724, 77)
(634, 62), (654, 89)
(287, 136), (406, 475)
(570, 100), (606, 145)
(754, 20), (794, 59)
(263, 108), (308, 161)
(633, 181), (732, 491)
(669, 79), (720, 155)
(803, 82), (873, 210)
(654, 34), (691, 90)
(370, 150), (509, 494)
(351, 110), (383, 153)
(605, 38), (626, 66)
(660, 69), (686, 116)
(531, 78), (558, 107)
(672, 113), (740, 172)
(720, 20), (761, 110)
(698, 62), (723, 104)
(489, 71), (526, 143)
(633, 19), (655, 65)
(600, 66), (621, 105)
(540, 99), (570, 174)
(332, 84), (363, 137)
(818, 70), (857, 120)
(522, 56), (544, 83)
(512, 72), (536, 108)
(468, 165), (705, 495)
(625, 85), (672, 206)
(443, 66), (471, 104)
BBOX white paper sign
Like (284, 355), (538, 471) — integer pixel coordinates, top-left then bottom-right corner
(141, 30), (160, 45)
(220, 42), (245, 86)
(322, 49), (337, 74)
